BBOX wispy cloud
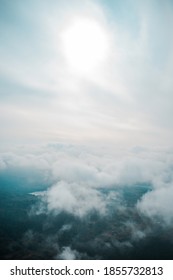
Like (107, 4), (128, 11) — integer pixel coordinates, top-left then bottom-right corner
(0, 0), (173, 146)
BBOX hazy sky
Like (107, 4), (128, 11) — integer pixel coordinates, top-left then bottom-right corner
(1, 0), (173, 247)
(1, 0), (173, 148)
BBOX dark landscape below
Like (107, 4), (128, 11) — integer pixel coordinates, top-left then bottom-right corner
(0, 170), (173, 260)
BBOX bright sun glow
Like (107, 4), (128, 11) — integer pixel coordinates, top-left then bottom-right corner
(61, 17), (109, 76)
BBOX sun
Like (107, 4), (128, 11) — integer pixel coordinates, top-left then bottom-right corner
(61, 17), (109, 76)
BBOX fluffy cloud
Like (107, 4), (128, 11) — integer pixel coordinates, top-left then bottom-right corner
(26, 144), (173, 226)
(51, 157), (114, 187)
(137, 185), (173, 225)
(58, 247), (79, 260)
(46, 181), (106, 217)
(1, 143), (173, 224)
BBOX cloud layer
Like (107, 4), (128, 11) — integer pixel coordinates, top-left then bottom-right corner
(1, 143), (173, 226)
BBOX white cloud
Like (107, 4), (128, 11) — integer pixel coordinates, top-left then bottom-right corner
(58, 246), (78, 260)
(51, 157), (113, 188)
(46, 181), (106, 217)
(0, 151), (50, 171)
(1, 143), (173, 223)
(137, 185), (173, 226)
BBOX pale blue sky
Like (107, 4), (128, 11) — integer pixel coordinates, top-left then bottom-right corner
(0, 0), (173, 148)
